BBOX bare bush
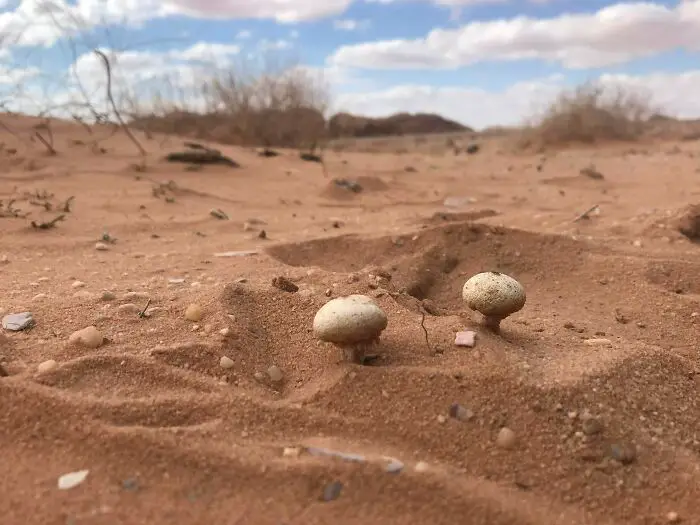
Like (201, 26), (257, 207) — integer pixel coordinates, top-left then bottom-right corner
(518, 82), (655, 149)
(126, 64), (330, 149)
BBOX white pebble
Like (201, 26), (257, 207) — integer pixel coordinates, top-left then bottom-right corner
(68, 326), (104, 348)
(95, 242), (109, 251)
(496, 427), (517, 449)
(37, 359), (58, 373)
(71, 280), (86, 288)
(219, 356), (234, 369)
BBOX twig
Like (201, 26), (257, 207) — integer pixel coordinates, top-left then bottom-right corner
(138, 299), (151, 318)
(93, 49), (147, 157)
(34, 131), (56, 155)
(31, 214), (65, 229)
(419, 307), (431, 353)
(573, 204), (600, 222)
(61, 196), (75, 212)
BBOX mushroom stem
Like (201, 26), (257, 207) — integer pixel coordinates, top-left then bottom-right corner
(482, 314), (503, 333)
(338, 339), (378, 364)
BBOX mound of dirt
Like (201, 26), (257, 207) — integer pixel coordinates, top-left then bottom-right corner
(328, 112), (471, 138)
(675, 203), (700, 242)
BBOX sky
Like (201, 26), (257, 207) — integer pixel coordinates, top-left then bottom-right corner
(0, 0), (700, 129)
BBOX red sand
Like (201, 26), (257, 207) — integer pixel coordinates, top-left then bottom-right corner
(1, 115), (699, 525)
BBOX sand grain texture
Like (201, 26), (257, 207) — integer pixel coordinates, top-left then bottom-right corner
(1, 115), (700, 524)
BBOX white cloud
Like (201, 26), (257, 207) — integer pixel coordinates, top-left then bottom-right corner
(333, 18), (370, 31)
(330, 0), (700, 69)
(0, 0), (352, 49)
(236, 30), (252, 39)
(333, 70), (700, 129)
(163, 0), (353, 23)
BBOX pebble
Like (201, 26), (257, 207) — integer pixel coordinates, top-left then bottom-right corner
(2, 312), (35, 331)
(68, 326), (104, 348)
(58, 470), (89, 490)
(496, 427), (517, 449)
(71, 280), (86, 288)
(584, 338), (612, 346)
(385, 458), (404, 474)
(219, 327), (230, 337)
(272, 276), (299, 293)
(609, 443), (637, 464)
(322, 481), (343, 502)
(283, 447), (301, 457)
(449, 403), (475, 421)
(101, 291), (116, 301)
(582, 417), (603, 435)
(123, 291), (149, 301)
(118, 303), (141, 314)
(32, 293), (48, 301)
(219, 356), (234, 369)
(267, 365), (284, 382)
(37, 359), (58, 373)
(454, 330), (476, 347)
(95, 242), (109, 251)
(414, 461), (429, 472)
(185, 304), (203, 322)
(667, 512), (681, 523)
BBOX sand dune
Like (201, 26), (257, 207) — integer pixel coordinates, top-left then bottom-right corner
(1, 116), (699, 524)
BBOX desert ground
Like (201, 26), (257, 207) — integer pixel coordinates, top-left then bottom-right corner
(1, 114), (700, 525)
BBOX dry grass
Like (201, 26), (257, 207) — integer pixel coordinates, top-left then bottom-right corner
(517, 82), (654, 149)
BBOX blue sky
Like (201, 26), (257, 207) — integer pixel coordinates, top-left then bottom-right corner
(0, 0), (699, 129)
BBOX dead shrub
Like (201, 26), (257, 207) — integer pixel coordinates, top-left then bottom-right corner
(518, 82), (654, 149)
(127, 65), (329, 149)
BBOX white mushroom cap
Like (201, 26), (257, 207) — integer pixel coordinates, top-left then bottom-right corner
(462, 271), (526, 319)
(313, 294), (388, 344)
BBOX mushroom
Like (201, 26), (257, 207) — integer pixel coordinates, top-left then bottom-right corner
(461, 271), (526, 332)
(313, 294), (388, 363)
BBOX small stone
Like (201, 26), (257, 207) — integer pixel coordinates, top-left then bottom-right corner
(267, 365), (284, 382)
(609, 443), (637, 464)
(32, 293), (48, 301)
(123, 291), (149, 301)
(219, 327), (230, 337)
(584, 338), (612, 346)
(95, 242), (109, 251)
(496, 427), (517, 449)
(454, 330), (476, 347)
(437, 414), (447, 424)
(321, 481), (343, 502)
(118, 303), (141, 314)
(58, 470), (89, 490)
(37, 359), (58, 373)
(219, 356), (234, 369)
(667, 512), (681, 523)
(414, 461), (429, 472)
(582, 417), (603, 435)
(71, 280), (86, 288)
(185, 304), (203, 322)
(385, 458), (404, 474)
(271, 276), (298, 293)
(448, 403), (475, 421)
(101, 291), (116, 301)
(68, 326), (104, 348)
(2, 312), (35, 331)
(283, 447), (301, 457)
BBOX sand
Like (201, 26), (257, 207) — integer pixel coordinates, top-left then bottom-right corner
(1, 115), (699, 525)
